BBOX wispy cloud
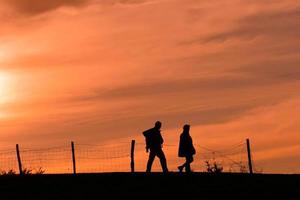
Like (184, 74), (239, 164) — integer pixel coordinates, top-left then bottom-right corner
(3, 0), (151, 16)
(5, 0), (89, 15)
(187, 8), (300, 44)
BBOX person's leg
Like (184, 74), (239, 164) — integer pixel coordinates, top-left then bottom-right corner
(157, 149), (168, 172)
(185, 161), (190, 173)
(185, 156), (194, 173)
(146, 150), (156, 172)
(178, 156), (187, 172)
(178, 163), (185, 172)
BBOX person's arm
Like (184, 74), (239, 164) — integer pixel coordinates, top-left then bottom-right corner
(190, 137), (196, 154)
(145, 138), (150, 152)
(159, 132), (164, 144)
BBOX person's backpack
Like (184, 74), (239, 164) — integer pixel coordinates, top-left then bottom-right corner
(143, 128), (152, 152)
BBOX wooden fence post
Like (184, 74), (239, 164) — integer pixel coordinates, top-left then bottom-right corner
(246, 139), (253, 174)
(16, 144), (23, 175)
(71, 141), (76, 175)
(131, 140), (135, 172)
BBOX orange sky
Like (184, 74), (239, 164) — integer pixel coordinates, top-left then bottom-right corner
(0, 0), (300, 173)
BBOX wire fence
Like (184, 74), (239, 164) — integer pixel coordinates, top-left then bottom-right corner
(0, 148), (18, 174)
(0, 140), (254, 174)
(21, 145), (72, 174)
(76, 143), (130, 173)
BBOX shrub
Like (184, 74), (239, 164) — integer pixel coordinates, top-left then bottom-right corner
(0, 169), (17, 176)
(22, 168), (33, 175)
(35, 167), (46, 175)
(205, 160), (223, 173)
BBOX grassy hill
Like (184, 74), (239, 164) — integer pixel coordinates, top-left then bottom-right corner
(0, 173), (299, 200)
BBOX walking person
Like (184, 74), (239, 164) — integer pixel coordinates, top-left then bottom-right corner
(143, 121), (168, 173)
(178, 124), (196, 173)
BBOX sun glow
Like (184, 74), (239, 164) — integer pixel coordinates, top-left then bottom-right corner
(0, 71), (13, 119)
(0, 71), (11, 104)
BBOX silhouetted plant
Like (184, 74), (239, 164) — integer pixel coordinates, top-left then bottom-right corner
(35, 167), (45, 175)
(205, 160), (223, 173)
(1, 167), (46, 175)
(0, 169), (17, 176)
(229, 162), (248, 173)
(22, 168), (33, 175)
(239, 164), (248, 173)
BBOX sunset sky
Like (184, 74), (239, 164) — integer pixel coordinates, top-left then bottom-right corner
(0, 0), (299, 173)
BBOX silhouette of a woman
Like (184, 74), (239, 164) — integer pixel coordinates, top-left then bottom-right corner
(178, 124), (196, 173)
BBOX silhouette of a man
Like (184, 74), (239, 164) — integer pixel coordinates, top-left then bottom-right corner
(143, 121), (168, 172)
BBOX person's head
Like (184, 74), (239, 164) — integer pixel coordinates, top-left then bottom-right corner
(155, 121), (162, 129)
(183, 124), (190, 133)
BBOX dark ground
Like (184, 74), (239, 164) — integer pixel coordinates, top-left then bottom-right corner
(0, 173), (299, 200)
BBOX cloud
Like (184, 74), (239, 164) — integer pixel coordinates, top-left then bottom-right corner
(103, 0), (150, 5)
(73, 76), (252, 101)
(188, 8), (300, 44)
(66, 73), (299, 138)
(4, 0), (151, 16)
(5, 0), (89, 15)
(73, 60), (300, 103)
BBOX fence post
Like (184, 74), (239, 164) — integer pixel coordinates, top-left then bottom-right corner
(246, 139), (253, 174)
(71, 141), (76, 175)
(16, 144), (23, 175)
(130, 140), (135, 172)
